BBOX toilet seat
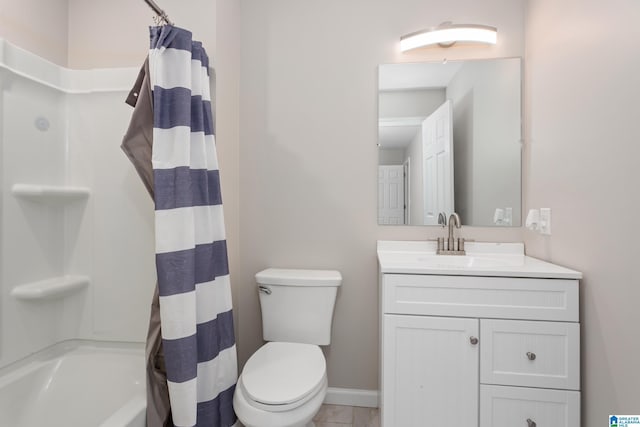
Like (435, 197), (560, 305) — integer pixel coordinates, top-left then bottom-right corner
(240, 342), (326, 412)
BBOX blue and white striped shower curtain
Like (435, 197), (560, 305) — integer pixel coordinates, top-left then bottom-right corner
(149, 25), (237, 427)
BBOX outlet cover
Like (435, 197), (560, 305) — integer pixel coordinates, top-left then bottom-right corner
(539, 208), (552, 235)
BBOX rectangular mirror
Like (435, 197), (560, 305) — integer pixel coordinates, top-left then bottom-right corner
(378, 57), (522, 227)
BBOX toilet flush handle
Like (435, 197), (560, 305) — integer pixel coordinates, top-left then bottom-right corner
(258, 285), (272, 295)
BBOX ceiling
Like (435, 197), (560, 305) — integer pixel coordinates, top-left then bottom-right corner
(378, 117), (422, 150)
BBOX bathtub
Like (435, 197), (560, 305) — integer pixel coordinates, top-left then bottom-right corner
(0, 341), (145, 427)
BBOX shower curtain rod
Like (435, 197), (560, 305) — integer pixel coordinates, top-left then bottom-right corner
(143, 0), (174, 25)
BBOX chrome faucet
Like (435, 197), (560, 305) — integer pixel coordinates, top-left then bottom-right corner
(436, 212), (466, 255)
(448, 212), (461, 246)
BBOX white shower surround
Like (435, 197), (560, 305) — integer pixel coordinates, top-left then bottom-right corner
(0, 38), (156, 369)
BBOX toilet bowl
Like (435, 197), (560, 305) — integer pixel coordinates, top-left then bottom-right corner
(233, 342), (328, 427)
(233, 268), (341, 427)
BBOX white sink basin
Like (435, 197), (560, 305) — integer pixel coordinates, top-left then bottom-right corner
(416, 254), (524, 269)
(377, 240), (582, 279)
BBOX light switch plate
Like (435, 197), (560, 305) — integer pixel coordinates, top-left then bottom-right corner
(539, 208), (552, 235)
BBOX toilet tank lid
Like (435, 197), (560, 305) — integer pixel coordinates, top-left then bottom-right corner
(255, 268), (342, 287)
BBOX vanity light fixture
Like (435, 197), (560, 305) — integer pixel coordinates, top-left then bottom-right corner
(400, 23), (497, 52)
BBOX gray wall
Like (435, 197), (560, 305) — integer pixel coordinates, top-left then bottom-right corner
(406, 130), (423, 224)
(239, 0), (526, 390)
(0, 0), (69, 65)
(67, 0), (217, 69)
(524, 0), (640, 424)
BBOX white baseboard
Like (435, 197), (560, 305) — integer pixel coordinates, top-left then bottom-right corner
(323, 387), (379, 408)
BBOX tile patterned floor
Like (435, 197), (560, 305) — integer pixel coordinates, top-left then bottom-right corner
(313, 404), (380, 427)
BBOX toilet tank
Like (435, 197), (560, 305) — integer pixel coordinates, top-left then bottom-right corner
(256, 268), (342, 345)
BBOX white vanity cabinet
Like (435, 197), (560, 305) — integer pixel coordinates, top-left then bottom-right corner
(378, 242), (582, 427)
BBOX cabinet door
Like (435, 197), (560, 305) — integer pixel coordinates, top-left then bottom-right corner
(382, 314), (479, 427)
(480, 385), (580, 427)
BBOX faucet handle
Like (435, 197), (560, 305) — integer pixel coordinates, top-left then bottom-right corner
(437, 212), (447, 227)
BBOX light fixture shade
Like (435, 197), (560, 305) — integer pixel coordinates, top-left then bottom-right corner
(400, 24), (497, 52)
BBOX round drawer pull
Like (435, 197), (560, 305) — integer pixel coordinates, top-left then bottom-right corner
(470, 336), (479, 345)
(526, 352), (537, 361)
(527, 418), (537, 427)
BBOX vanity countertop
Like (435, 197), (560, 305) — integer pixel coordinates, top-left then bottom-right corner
(377, 240), (582, 279)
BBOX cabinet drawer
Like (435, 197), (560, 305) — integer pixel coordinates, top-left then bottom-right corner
(383, 274), (579, 321)
(481, 319), (580, 390)
(480, 385), (580, 427)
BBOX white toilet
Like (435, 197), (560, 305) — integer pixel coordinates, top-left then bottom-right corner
(233, 268), (342, 427)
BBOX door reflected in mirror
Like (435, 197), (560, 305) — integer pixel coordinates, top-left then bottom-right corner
(378, 58), (522, 227)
